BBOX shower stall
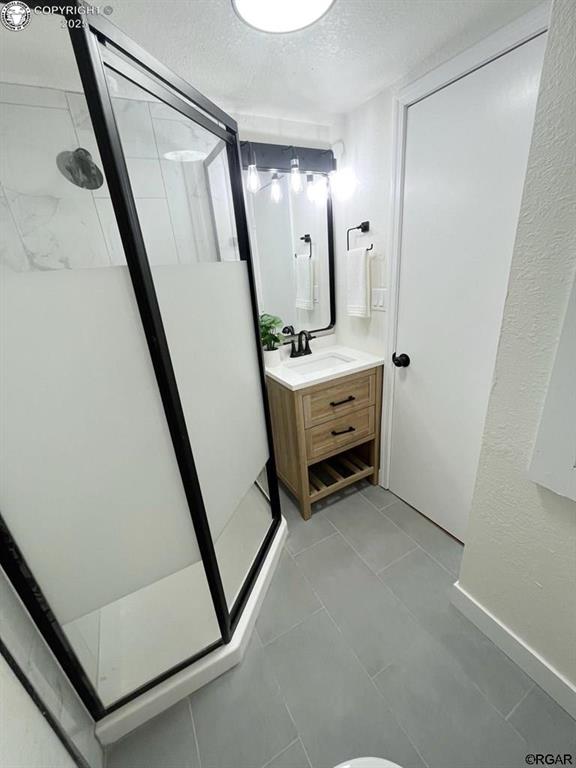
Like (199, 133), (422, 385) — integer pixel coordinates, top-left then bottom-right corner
(0, 2), (284, 740)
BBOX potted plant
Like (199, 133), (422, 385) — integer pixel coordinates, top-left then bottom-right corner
(259, 313), (284, 368)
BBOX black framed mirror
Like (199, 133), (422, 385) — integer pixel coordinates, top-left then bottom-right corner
(240, 142), (336, 337)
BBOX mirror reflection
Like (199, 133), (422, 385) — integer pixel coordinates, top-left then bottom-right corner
(243, 164), (333, 334)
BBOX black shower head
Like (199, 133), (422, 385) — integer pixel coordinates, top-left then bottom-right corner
(56, 147), (104, 190)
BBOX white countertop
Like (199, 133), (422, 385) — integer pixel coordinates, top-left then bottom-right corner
(265, 344), (385, 391)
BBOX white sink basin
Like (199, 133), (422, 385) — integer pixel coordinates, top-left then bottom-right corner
(265, 345), (385, 391)
(285, 352), (354, 376)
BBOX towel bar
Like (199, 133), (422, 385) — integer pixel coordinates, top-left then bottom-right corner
(347, 221), (374, 252)
(295, 233), (312, 258)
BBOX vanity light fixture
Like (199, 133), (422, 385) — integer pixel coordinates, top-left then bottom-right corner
(270, 170), (282, 203)
(246, 142), (261, 193)
(313, 174), (328, 205)
(232, 0), (335, 33)
(330, 166), (358, 201)
(290, 156), (303, 193)
(328, 140), (358, 201)
(306, 172), (317, 203)
(306, 172), (328, 205)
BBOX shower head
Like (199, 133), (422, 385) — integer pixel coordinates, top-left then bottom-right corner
(56, 147), (104, 190)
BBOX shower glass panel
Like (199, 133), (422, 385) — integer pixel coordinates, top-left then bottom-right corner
(104, 66), (273, 610)
(0, 13), (221, 708)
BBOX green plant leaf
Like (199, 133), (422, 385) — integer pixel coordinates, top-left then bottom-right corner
(259, 313), (283, 351)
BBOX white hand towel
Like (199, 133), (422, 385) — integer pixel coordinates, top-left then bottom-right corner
(346, 247), (371, 317)
(295, 253), (314, 311)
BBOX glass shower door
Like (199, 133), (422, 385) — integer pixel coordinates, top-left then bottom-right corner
(101, 59), (276, 611)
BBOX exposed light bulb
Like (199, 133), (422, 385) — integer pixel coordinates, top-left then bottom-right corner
(306, 173), (317, 203)
(290, 157), (302, 193)
(270, 171), (282, 203)
(313, 175), (328, 205)
(330, 166), (358, 201)
(246, 163), (260, 193)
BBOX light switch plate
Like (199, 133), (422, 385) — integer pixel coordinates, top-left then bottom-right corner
(371, 288), (387, 311)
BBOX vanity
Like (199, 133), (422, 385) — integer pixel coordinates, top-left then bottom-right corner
(266, 347), (384, 519)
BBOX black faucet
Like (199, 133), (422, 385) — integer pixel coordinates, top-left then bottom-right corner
(283, 326), (315, 358)
(298, 330), (313, 356)
(282, 326), (298, 358)
(289, 330), (314, 358)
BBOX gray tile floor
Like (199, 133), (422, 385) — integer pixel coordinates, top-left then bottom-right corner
(107, 484), (576, 768)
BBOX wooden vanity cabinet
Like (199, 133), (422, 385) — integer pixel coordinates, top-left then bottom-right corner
(267, 366), (383, 520)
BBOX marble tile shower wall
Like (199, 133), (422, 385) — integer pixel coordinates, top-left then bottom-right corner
(0, 81), (217, 271)
(0, 566), (104, 768)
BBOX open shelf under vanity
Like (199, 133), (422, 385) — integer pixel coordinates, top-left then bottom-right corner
(308, 445), (375, 502)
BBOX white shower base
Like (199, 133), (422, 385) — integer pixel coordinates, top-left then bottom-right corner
(94, 515), (287, 745)
(64, 485), (273, 704)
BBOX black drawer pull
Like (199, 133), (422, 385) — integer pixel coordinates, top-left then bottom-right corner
(331, 426), (356, 436)
(330, 395), (356, 407)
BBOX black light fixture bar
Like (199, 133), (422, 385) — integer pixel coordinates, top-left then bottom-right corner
(240, 142), (336, 174)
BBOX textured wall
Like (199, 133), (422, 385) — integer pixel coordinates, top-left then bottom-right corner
(459, 0), (576, 683)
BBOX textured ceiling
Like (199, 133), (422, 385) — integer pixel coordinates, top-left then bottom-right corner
(108, 0), (542, 123)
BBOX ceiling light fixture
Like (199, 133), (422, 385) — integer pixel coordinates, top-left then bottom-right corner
(232, 0), (335, 34)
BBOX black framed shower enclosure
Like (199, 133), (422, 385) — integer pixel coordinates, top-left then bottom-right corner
(0, 1), (281, 720)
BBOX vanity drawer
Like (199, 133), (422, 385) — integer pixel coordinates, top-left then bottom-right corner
(302, 371), (376, 428)
(306, 406), (375, 461)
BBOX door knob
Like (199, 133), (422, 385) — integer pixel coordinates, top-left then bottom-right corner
(392, 353), (410, 368)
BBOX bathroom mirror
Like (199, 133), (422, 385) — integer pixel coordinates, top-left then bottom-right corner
(241, 142), (335, 336)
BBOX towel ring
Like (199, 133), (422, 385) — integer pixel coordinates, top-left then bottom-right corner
(295, 233), (312, 258)
(347, 220), (374, 252)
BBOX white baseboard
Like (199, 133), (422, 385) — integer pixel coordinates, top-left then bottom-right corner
(451, 582), (576, 719)
(96, 517), (288, 745)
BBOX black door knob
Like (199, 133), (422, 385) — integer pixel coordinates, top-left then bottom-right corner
(392, 353), (410, 368)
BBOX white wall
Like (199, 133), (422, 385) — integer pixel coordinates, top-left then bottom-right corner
(459, 0), (576, 687)
(330, 92), (394, 354)
(233, 111), (331, 149)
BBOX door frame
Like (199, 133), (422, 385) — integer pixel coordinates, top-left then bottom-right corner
(380, 3), (550, 488)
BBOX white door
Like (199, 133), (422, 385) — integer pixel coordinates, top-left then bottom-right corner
(389, 34), (546, 542)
